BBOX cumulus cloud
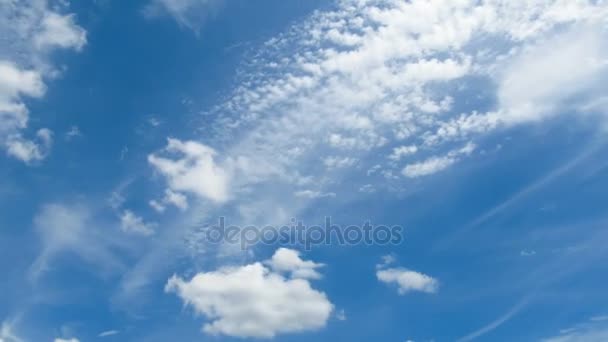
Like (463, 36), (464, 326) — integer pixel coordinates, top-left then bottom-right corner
(5, 128), (53, 163)
(148, 138), (229, 203)
(376, 255), (438, 294)
(377, 268), (439, 295)
(165, 248), (333, 338)
(120, 210), (156, 236)
(33, 12), (87, 50)
(265, 248), (324, 280)
(0, 1), (86, 163)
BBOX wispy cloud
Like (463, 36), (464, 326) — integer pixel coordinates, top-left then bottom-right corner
(456, 297), (530, 342)
(143, 0), (223, 33)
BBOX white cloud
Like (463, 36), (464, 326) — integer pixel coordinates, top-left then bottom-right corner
(402, 142), (475, 178)
(149, 189), (189, 213)
(134, 0), (608, 297)
(98, 330), (119, 337)
(65, 126), (81, 140)
(265, 248), (324, 280)
(294, 190), (336, 199)
(120, 210), (156, 236)
(388, 145), (418, 161)
(163, 189), (189, 210)
(377, 254), (397, 269)
(148, 199), (166, 213)
(184, 0), (608, 195)
(5, 128), (53, 163)
(55, 338), (79, 342)
(30, 203), (125, 280)
(149, 138), (229, 203)
(328, 133), (358, 149)
(497, 26), (608, 125)
(402, 155), (456, 178)
(192, 0), (607, 204)
(377, 268), (439, 295)
(0, 61), (46, 100)
(144, 0), (222, 32)
(541, 317), (608, 342)
(165, 249), (333, 338)
(520, 250), (536, 257)
(34, 12), (87, 50)
(323, 156), (357, 170)
(0, 1), (85, 163)
(0, 320), (23, 342)
(358, 184), (376, 193)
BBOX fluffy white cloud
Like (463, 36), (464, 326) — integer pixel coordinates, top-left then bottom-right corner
(120, 210), (156, 236)
(0, 1), (86, 163)
(34, 12), (87, 50)
(5, 128), (53, 163)
(376, 255), (438, 294)
(165, 249), (333, 338)
(149, 189), (189, 213)
(265, 248), (324, 280)
(377, 268), (439, 295)
(149, 138), (229, 203)
(498, 26), (608, 124)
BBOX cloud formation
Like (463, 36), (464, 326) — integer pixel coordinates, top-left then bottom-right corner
(165, 248), (333, 338)
(0, 1), (86, 163)
(149, 138), (229, 203)
(377, 268), (439, 295)
(144, 0), (223, 32)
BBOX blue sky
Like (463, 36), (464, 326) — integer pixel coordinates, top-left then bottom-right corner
(2, 0), (608, 341)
